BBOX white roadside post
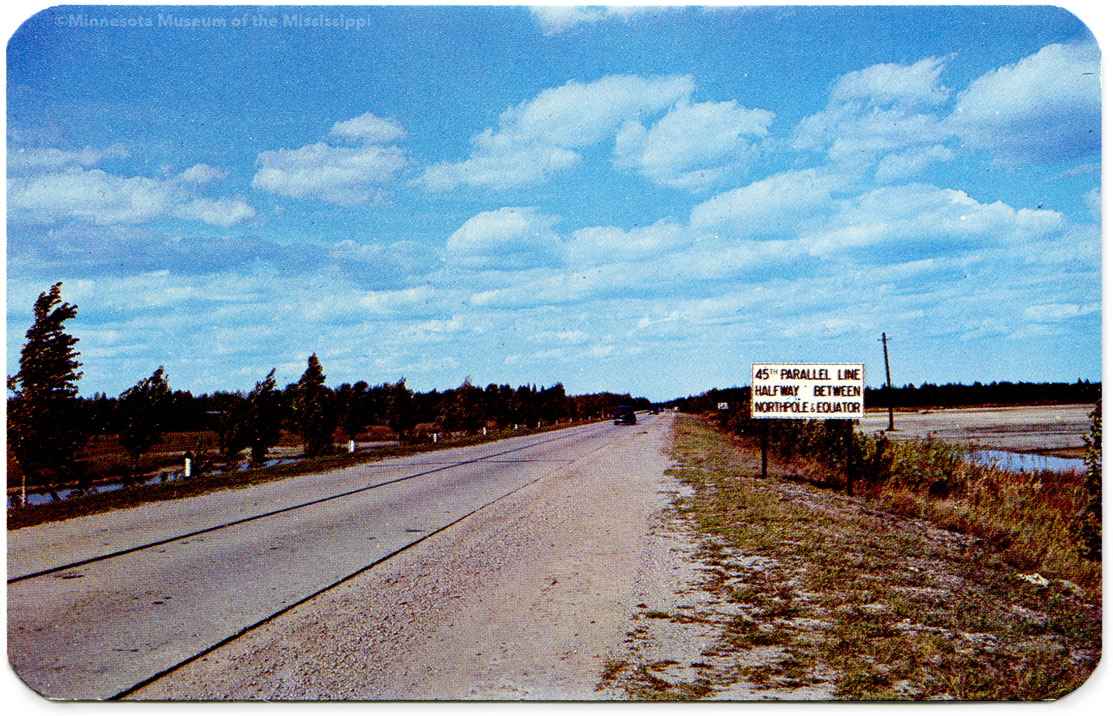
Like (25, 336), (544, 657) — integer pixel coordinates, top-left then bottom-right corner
(751, 363), (865, 490)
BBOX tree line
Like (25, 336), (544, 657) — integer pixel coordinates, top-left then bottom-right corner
(7, 283), (647, 495)
(670, 379), (1100, 415)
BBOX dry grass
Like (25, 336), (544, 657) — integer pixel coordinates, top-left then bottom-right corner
(602, 416), (1101, 701)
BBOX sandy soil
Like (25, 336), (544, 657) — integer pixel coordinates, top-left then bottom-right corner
(130, 414), (685, 700)
(597, 417), (1101, 701)
(859, 404), (1093, 456)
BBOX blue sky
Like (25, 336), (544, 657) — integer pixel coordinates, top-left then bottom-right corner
(5, 4), (1103, 401)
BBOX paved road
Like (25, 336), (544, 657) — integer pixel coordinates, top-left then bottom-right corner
(8, 418), (662, 700)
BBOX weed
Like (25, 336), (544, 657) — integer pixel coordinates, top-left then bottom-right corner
(622, 416), (1103, 701)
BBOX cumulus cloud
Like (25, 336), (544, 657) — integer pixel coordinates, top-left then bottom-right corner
(614, 100), (774, 191)
(803, 183), (1066, 261)
(7, 144), (129, 172)
(417, 74), (694, 191)
(529, 6), (663, 35)
(176, 163), (228, 184)
(329, 112), (407, 144)
(949, 42), (1100, 166)
(253, 112), (408, 204)
(875, 144), (955, 183)
(689, 168), (845, 239)
(829, 57), (951, 107)
(793, 57), (953, 165)
(447, 207), (563, 269)
(568, 220), (687, 266)
(7, 153), (255, 227)
(9, 168), (176, 225)
(172, 197), (257, 227)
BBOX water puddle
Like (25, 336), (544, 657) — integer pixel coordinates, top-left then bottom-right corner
(966, 449), (1086, 474)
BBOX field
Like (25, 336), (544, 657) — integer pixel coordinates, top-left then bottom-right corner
(859, 404), (1093, 458)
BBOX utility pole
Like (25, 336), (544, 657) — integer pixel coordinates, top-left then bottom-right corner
(881, 332), (895, 431)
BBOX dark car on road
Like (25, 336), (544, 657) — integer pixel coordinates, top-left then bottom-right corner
(613, 406), (637, 425)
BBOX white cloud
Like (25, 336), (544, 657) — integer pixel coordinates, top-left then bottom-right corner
(875, 145), (954, 183)
(253, 112), (407, 204)
(419, 144), (581, 192)
(1084, 187), (1100, 220)
(172, 197), (258, 227)
(7, 156), (255, 227)
(568, 220), (687, 266)
(417, 74), (694, 191)
(176, 163), (228, 184)
(9, 168), (174, 224)
(327, 239), (437, 283)
(793, 57), (952, 163)
(689, 168), (844, 239)
(528, 328), (591, 345)
(1023, 302), (1100, 322)
(804, 184), (1066, 259)
(253, 141), (406, 205)
(614, 100), (774, 190)
(829, 57), (951, 107)
(949, 42), (1100, 166)
(529, 6), (663, 35)
(356, 285), (438, 316)
(330, 112), (407, 144)
(447, 207), (563, 269)
(7, 144), (129, 172)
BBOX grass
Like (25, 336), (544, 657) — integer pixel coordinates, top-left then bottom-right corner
(604, 415), (1101, 701)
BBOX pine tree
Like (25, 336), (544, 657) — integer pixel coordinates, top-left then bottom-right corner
(118, 367), (171, 482)
(214, 392), (250, 464)
(7, 283), (87, 495)
(246, 369), (283, 464)
(1072, 398), (1102, 560)
(385, 378), (416, 441)
(292, 354), (336, 456)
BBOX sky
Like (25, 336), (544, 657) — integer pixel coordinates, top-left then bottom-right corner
(4, 3), (1104, 402)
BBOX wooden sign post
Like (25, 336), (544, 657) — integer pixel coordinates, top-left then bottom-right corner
(751, 363), (865, 489)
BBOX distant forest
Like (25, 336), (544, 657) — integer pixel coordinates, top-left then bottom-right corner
(76, 378), (650, 439)
(671, 380), (1101, 414)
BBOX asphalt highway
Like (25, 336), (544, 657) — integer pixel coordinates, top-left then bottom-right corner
(7, 419), (644, 700)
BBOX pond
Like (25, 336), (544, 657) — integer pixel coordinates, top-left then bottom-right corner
(966, 449), (1088, 475)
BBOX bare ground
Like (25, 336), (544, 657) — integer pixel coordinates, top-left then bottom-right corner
(860, 404), (1092, 457)
(598, 416), (1101, 701)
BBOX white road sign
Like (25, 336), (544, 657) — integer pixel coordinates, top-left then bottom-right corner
(751, 363), (865, 419)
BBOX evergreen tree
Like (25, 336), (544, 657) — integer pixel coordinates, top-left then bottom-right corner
(7, 283), (86, 494)
(214, 391), (250, 464)
(385, 378), (416, 440)
(117, 366), (172, 481)
(1072, 398), (1102, 560)
(292, 354), (336, 456)
(246, 369), (283, 464)
(335, 380), (370, 442)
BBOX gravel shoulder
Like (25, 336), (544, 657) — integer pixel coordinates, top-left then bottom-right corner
(598, 416), (1102, 701)
(130, 414), (682, 700)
